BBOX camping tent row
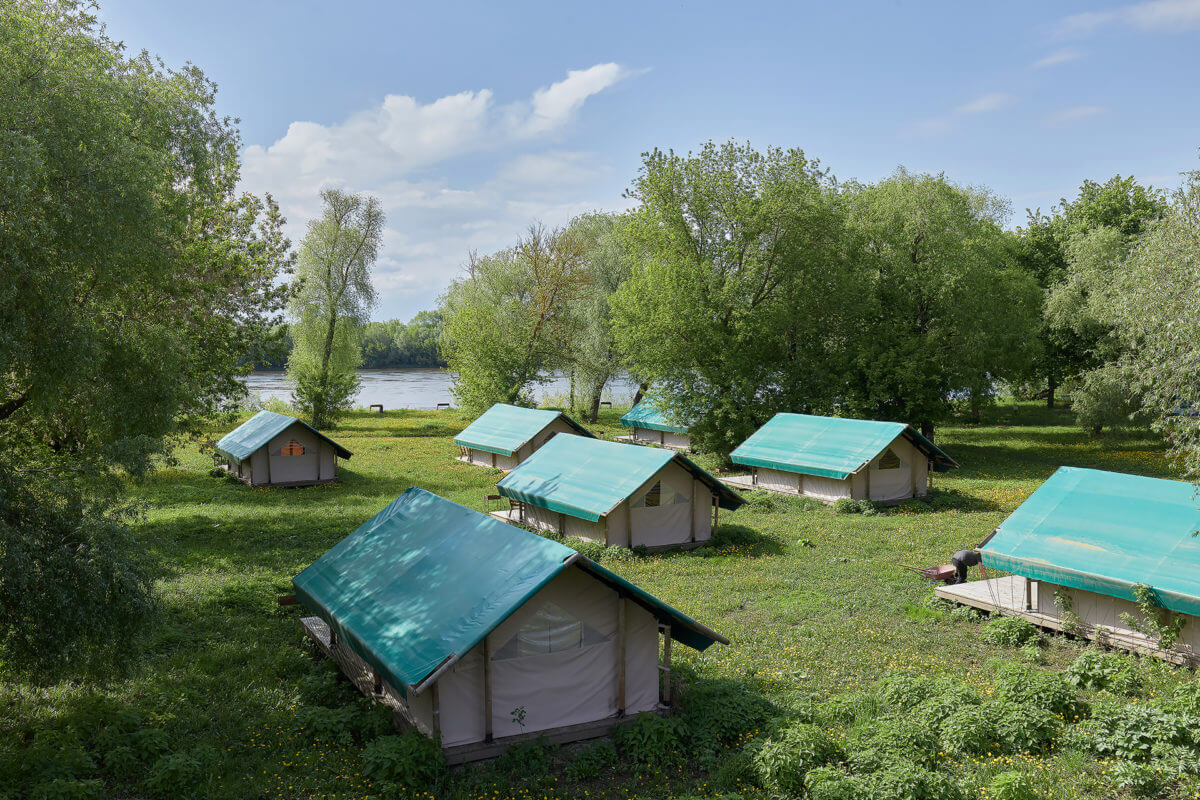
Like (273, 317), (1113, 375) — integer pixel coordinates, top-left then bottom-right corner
(726, 413), (958, 504)
(292, 488), (727, 763)
(215, 410), (352, 487)
(938, 466), (1200, 665)
(492, 435), (744, 551)
(618, 397), (693, 452)
(454, 404), (594, 470)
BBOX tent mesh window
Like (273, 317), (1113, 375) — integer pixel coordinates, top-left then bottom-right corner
(281, 439), (305, 457)
(493, 601), (610, 659)
(632, 481), (688, 508)
(877, 448), (901, 470)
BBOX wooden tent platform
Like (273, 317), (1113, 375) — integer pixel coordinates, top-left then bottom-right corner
(613, 435), (689, 452)
(936, 576), (1199, 667)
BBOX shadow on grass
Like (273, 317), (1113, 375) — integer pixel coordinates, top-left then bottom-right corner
(692, 524), (784, 558)
(887, 488), (1000, 515)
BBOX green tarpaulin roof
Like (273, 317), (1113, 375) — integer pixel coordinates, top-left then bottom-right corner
(620, 398), (690, 434)
(215, 410), (352, 464)
(729, 413), (957, 480)
(454, 403), (595, 457)
(982, 466), (1200, 617)
(497, 435), (744, 522)
(292, 488), (727, 695)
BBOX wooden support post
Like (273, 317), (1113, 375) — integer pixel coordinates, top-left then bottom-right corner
(617, 599), (627, 716)
(689, 480), (697, 542)
(626, 500), (633, 546)
(661, 625), (673, 706)
(329, 626), (337, 648)
(1024, 577), (1033, 611)
(373, 668), (382, 695)
(713, 497), (719, 533)
(431, 682), (441, 735)
(752, 468), (758, 486)
(490, 451), (496, 468)
(603, 516), (610, 546)
(559, 512), (566, 535)
(864, 465), (871, 501)
(660, 430), (665, 446)
(483, 638), (493, 743)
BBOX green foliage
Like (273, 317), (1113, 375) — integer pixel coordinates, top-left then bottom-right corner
(1064, 649), (1143, 694)
(613, 712), (684, 765)
(987, 770), (1037, 800)
(939, 704), (998, 756)
(846, 716), (940, 771)
(143, 750), (203, 797)
(833, 498), (878, 516)
(675, 680), (776, 762)
(494, 736), (557, 780)
(297, 663), (361, 707)
(980, 616), (1040, 648)
(30, 779), (105, 800)
(707, 747), (758, 793)
(752, 721), (843, 796)
(564, 739), (617, 781)
(988, 701), (1062, 753)
(1110, 761), (1167, 797)
(992, 663), (1088, 720)
(360, 732), (445, 794)
(1120, 583), (1187, 649)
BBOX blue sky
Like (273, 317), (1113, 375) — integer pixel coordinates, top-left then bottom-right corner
(97, 0), (1200, 321)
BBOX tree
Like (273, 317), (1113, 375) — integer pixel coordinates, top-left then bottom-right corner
(393, 311), (445, 367)
(1096, 164), (1200, 477)
(441, 224), (591, 413)
(1018, 176), (1168, 407)
(287, 189), (383, 428)
(611, 141), (858, 456)
(842, 170), (1041, 436)
(0, 0), (293, 671)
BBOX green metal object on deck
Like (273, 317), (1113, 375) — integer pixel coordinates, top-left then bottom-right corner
(982, 466), (1200, 617)
(620, 397), (690, 434)
(453, 403), (594, 457)
(215, 409), (352, 464)
(497, 436), (744, 522)
(729, 413), (957, 479)
(292, 488), (726, 695)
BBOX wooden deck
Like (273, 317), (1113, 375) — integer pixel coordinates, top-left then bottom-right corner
(613, 435), (689, 452)
(936, 577), (1199, 667)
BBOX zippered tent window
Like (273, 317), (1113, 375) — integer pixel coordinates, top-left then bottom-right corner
(633, 480), (687, 508)
(493, 601), (610, 659)
(877, 448), (901, 470)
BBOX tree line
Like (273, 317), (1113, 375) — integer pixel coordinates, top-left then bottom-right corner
(253, 313), (446, 371)
(439, 141), (1200, 470)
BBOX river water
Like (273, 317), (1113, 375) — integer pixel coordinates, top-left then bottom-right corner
(240, 369), (639, 410)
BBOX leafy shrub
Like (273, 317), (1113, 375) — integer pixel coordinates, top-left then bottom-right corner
(293, 704), (360, 745)
(981, 617), (1040, 648)
(1164, 679), (1200, 715)
(143, 751), (201, 797)
(564, 739), (617, 781)
(560, 537), (606, 562)
(939, 704), (998, 756)
(676, 681), (775, 760)
(128, 727), (169, 761)
(30, 779), (105, 800)
(752, 721), (843, 796)
(360, 732), (445, 794)
(1064, 649), (1143, 694)
(1111, 761), (1167, 797)
(875, 673), (949, 710)
(846, 717), (940, 772)
(707, 746), (758, 793)
(992, 663), (1087, 720)
(949, 604), (983, 623)
(988, 701), (1062, 754)
(987, 770), (1037, 800)
(818, 690), (883, 726)
(833, 498), (877, 515)
(494, 736), (557, 780)
(100, 745), (140, 780)
(24, 731), (95, 783)
(297, 663), (360, 707)
(806, 765), (864, 800)
(911, 685), (983, 731)
(1083, 702), (1191, 761)
(613, 712), (683, 765)
(860, 760), (964, 800)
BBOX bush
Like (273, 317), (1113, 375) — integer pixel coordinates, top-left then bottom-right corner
(833, 498), (877, 515)
(911, 685), (983, 731)
(143, 751), (202, 797)
(494, 736), (557, 780)
(297, 663), (360, 707)
(752, 721), (843, 796)
(292, 704), (360, 745)
(806, 765), (864, 800)
(564, 739), (617, 781)
(875, 673), (949, 710)
(676, 681), (776, 761)
(861, 760), (964, 800)
(1083, 702), (1191, 762)
(23, 731), (95, 783)
(987, 770), (1037, 800)
(988, 701), (1062, 754)
(939, 704), (999, 756)
(1064, 649), (1143, 694)
(992, 664), (1087, 720)
(613, 712), (683, 765)
(846, 717), (940, 772)
(29, 779), (105, 800)
(981, 617), (1040, 648)
(818, 690), (883, 726)
(1111, 761), (1167, 797)
(707, 747), (758, 793)
(1164, 680), (1200, 715)
(360, 732), (445, 794)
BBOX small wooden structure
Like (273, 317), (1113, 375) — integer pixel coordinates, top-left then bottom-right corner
(493, 436), (743, 551)
(454, 403), (594, 471)
(616, 397), (692, 452)
(292, 488), (727, 763)
(215, 410), (351, 487)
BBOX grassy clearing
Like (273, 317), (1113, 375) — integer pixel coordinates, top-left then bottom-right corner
(2, 404), (1198, 799)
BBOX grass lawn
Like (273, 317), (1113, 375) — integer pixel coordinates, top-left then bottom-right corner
(3, 403), (1198, 799)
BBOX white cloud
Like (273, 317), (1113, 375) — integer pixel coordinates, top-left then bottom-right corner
(955, 92), (1014, 114)
(1058, 0), (1200, 36)
(1032, 48), (1084, 68)
(908, 92), (1014, 137)
(1043, 105), (1109, 126)
(239, 64), (637, 320)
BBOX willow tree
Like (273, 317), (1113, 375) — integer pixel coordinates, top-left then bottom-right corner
(287, 189), (383, 428)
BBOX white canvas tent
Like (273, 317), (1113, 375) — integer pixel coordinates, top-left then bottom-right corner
(214, 410), (351, 487)
(454, 403), (595, 470)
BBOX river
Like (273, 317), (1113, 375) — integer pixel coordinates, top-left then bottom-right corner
(239, 369), (639, 410)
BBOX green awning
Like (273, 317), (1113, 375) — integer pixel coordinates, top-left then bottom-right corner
(292, 488), (727, 695)
(454, 403), (594, 457)
(215, 409), (352, 464)
(982, 466), (1200, 617)
(497, 436), (744, 522)
(620, 397), (690, 434)
(729, 413), (957, 479)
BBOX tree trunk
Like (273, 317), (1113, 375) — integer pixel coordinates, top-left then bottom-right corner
(632, 382), (649, 405)
(1047, 374), (1057, 409)
(1092, 424), (1103, 436)
(313, 307), (338, 427)
(920, 420), (935, 441)
(587, 381), (604, 423)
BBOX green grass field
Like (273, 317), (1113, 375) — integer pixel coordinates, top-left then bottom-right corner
(4, 404), (1198, 799)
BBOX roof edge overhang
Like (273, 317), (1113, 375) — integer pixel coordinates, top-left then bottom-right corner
(453, 438), (520, 458)
(729, 453), (853, 481)
(495, 485), (605, 523)
(900, 427), (957, 471)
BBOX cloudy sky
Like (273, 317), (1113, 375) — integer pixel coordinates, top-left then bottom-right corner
(98, 0), (1200, 321)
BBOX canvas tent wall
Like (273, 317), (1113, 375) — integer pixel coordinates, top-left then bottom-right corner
(454, 403), (595, 470)
(292, 488), (727, 761)
(215, 410), (351, 487)
(974, 466), (1200, 659)
(728, 413), (957, 503)
(495, 436), (744, 550)
(619, 398), (692, 451)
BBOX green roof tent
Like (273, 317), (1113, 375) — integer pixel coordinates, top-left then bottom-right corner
(982, 467), (1200, 620)
(619, 397), (692, 451)
(214, 410), (351, 487)
(293, 487), (726, 757)
(454, 403), (595, 470)
(728, 413), (957, 504)
(496, 436), (744, 550)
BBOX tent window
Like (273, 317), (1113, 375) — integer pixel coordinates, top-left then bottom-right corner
(493, 601), (610, 660)
(877, 448), (901, 470)
(632, 481), (688, 508)
(281, 439), (305, 457)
